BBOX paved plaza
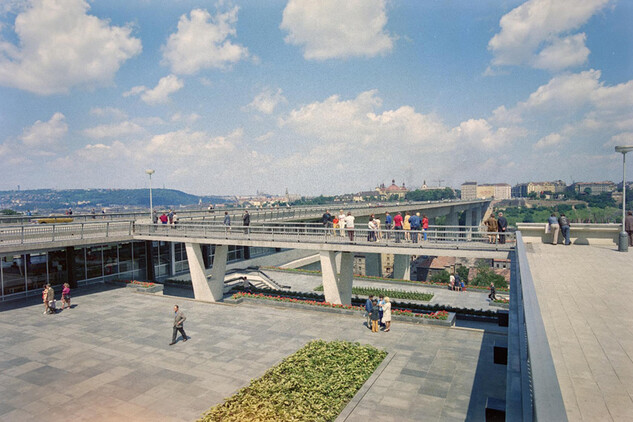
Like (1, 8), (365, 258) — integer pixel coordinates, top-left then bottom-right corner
(527, 244), (633, 422)
(0, 284), (505, 421)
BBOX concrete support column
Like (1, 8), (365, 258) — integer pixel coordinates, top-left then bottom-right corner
(475, 206), (483, 227)
(145, 241), (155, 282)
(320, 251), (353, 305)
(364, 253), (382, 277)
(185, 243), (214, 301)
(393, 254), (411, 280)
(170, 242), (176, 276)
(465, 208), (473, 240)
(209, 245), (228, 301)
(65, 246), (76, 288)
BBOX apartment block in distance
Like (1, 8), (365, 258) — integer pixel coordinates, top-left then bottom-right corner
(461, 182), (511, 200)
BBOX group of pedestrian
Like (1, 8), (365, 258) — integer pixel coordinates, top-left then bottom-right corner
(322, 210), (429, 243)
(484, 212), (508, 244)
(364, 294), (392, 332)
(449, 273), (465, 291)
(42, 283), (71, 314)
(547, 212), (571, 245)
(154, 209), (179, 225)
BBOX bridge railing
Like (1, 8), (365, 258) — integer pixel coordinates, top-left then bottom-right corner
(507, 232), (567, 420)
(0, 221), (134, 247)
(134, 223), (514, 249)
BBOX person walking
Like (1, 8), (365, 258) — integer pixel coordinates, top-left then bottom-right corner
(422, 214), (429, 240)
(558, 213), (571, 246)
(626, 211), (633, 246)
(364, 294), (374, 329)
(242, 210), (250, 234)
(345, 212), (355, 241)
(45, 284), (55, 314)
(382, 297), (392, 332)
(488, 282), (497, 301)
(497, 212), (508, 244)
(170, 305), (188, 345)
(42, 286), (49, 314)
(548, 213), (560, 245)
(61, 283), (71, 310)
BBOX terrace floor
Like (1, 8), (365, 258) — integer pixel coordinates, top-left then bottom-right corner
(526, 243), (633, 421)
(0, 284), (505, 421)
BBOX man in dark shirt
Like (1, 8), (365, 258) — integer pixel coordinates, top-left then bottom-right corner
(497, 212), (508, 244)
(558, 213), (571, 245)
(626, 211), (633, 246)
(242, 210), (250, 233)
(364, 295), (374, 329)
(170, 305), (188, 345)
(322, 210), (332, 229)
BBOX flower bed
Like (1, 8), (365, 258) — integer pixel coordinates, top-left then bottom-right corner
(198, 340), (387, 422)
(313, 285), (433, 301)
(262, 266), (509, 292)
(106, 279), (163, 294)
(230, 292), (452, 324)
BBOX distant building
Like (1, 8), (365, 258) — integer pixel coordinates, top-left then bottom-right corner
(512, 180), (567, 197)
(415, 256), (456, 282)
(572, 181), (616, 195)
(375, 179), (408, 199)
(460, 182), (511, 200)
(461, 182), (478, 200)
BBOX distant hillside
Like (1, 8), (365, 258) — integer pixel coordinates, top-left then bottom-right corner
(0, 189), (232, 211)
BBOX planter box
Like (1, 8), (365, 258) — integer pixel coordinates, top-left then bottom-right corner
(489, 301), (509, 309)
(106, 281), (164, 294)
(227, 296), (455, 327)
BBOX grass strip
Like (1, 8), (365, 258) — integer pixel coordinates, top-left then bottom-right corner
(313, 285), (433, 301)
(198, 340), (387, 422)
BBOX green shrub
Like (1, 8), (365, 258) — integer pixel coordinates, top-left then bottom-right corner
(470, 263), (507, 288)
(430, 269), (450, 284)
(199, 340), (387, 422)
(313, 285), (433, 301)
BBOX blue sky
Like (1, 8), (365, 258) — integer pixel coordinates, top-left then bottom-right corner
(1, 0), (632, 196)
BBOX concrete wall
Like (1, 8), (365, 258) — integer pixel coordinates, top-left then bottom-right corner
(516, 223), (620, 245)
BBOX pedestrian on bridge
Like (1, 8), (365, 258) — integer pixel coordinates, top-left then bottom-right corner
(338, 210), (346, 236)
(345, 212), (355, 241)
(409, 212), (421, 243)
(242, 210), (250, 233)
(497, 212), (508, 244)
(626, 211), (633, 246)
(393, 212), (403, 242)
(224, 211), (231, 232)
(485, 213), (498, 244)
(547, 213), (560, 245)
(422, 214), (429, 240)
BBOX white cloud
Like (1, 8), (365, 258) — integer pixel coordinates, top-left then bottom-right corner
(244, 88), (287, 114)
(83, 121), (144, 139)
(280, 0), (394, 60)
(604, 132), (633, 148)
(89, 107), (127, 120)
(124, 75), (184, 105)
(162, 7), (249, 75)
(146, 128), (240, 156)
(21, 112), (68, 146)
(532, 33), (590, 71)
(534, 132), (565, 149)
(488, 0), (610, 71)
(0, 0), (141, 95)
(171, 112), (201, 124)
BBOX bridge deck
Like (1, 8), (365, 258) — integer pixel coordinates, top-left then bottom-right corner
(526, 243), (633, 421)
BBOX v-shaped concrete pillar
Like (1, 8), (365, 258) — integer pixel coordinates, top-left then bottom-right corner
(393, 254), (411, 280)
(320, 251), (353, 305)
(185, 243), (228, 302)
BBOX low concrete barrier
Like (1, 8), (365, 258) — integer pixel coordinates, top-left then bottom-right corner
(515, 223), (620, 245)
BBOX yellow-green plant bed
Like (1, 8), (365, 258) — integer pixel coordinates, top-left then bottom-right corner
(198, 340), (387, 422)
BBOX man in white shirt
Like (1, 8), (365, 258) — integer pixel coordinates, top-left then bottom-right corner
(345, 212), (355, 241)
(338, 210), (346, 236)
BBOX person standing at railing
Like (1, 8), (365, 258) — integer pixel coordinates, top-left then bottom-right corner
(409, 212), (421, 243)
(497, 212), (508, 244)
(422, 214), (429, 240)
(558, 213), (571, 246)
(626, 211), (633, 247)
(384, 212), (393, 239)
(224, 211), (231, 232)
(345, 212), (355, 241)
(547, 213), (559, 245)
(367, 218), (377, 241)
(374, 215), (382, 240)
(242, 210), (250, 234)
(485, 213), (498, 244)
(403, 211), (411, 241)
(393, 212), (403, 243)
(338, 210), (346, 236)
(172, 212), (179, 226)
(168, 209), (174, 224)
(159, 213), (168, 224)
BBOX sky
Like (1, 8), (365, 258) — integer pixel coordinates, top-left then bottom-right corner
(0, 0), (632, 196)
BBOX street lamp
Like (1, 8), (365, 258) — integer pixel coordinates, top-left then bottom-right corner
(615, 146), (633, 252)
(145, 169), (155, 222)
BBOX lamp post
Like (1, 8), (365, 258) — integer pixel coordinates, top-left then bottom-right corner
(615, 146), (633, 252)
(145, 169), (155, 223)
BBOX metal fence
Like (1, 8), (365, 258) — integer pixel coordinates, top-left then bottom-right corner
(0, 221), (134, 247)
(507, 232), (567, 420)
(134, 222), (515, 250)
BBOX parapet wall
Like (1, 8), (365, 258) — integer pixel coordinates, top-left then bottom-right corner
(516, 223), (620, 245)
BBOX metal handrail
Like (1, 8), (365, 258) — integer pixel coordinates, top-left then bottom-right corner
(133, 223), (515, 250)
(510, 232), (567, 421)
(0, 220), (134, 246)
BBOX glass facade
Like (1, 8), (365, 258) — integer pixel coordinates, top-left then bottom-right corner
(1, 241), (278, 300)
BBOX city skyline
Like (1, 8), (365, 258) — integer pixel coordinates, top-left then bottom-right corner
(1, 0), (632, 196)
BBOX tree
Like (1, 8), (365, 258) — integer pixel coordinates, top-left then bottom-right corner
(430, 269), (450, 284)
(528, 192), (537, 199)
(471, 262), (507, 288)
(1, 209), (18, 215)
(456, 265), (470, 284)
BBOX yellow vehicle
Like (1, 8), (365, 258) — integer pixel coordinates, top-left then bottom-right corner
(33, 217), (74, 224)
